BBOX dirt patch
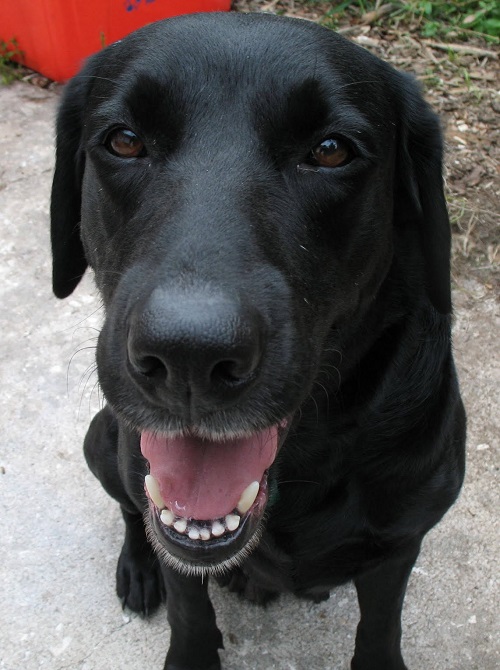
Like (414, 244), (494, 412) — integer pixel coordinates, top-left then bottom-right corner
(234, 1), (499, 294)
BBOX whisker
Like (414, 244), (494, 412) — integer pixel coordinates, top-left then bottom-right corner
(77, 366), (99, 420)
(57, 305), (104, 335)
(66, 344), (97, 389)
(78, 362), (98, 393)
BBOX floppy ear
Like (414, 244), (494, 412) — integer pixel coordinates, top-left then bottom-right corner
(395, 74), (452, 315)
(50, 68), (95, 299)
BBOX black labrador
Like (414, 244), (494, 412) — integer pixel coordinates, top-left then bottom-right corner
(50, 12), (466, 670)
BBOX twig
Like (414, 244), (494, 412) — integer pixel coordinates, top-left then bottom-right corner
(425, 42), (498, 59)
(260, 0), (280, 10)
(360, 3), (394, 25)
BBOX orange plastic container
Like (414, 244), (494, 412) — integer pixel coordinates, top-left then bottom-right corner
(0, 0), (231, 82)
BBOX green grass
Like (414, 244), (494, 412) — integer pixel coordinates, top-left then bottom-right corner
(410, 0), (500, 40)
(0, 38), (24, 84)
(315, 0), (500, 41)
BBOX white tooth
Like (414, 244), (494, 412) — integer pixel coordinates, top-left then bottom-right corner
(225, 514), (240, 532)
(160, 509), (174, 526)
(188, 527), (200, 540)
(237, 481), (259, 514)
(199, 528), (211, 541)
(145, 475), (166, 509)
(173, 518), (187, 534)
(211, 521), (225, 537)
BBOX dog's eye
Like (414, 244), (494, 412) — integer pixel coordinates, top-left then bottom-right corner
(309, 137), (352, 168)
(106, 128), (146, 158)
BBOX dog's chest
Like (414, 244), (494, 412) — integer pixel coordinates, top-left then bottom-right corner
(247, 478), (373, 592)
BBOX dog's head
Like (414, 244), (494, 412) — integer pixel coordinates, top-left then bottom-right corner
(51, 13), (451, 573)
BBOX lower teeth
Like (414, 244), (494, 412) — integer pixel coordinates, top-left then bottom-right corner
(211, 521), (225, 537)
(158, 507), (242, 540)
(199, 528), (211, 541)
(188, 527), (200, 540)
(173, 518), (188, 533)
(145, 475), (255, 541)
(160, 509), (174, 526)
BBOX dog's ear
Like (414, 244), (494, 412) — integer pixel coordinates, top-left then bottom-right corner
(395, 74), (451, 315)
(50, 66), (96, 299)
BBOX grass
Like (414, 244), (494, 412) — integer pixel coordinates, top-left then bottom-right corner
(413, 0), (500, 39)
(312, 0), (500, 41)
(0, 38), (24, 84)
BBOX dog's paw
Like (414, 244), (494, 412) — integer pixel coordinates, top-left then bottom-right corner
(216, 568), (279, 606)
(351, 653), (408, 670)
(116, 545), (166, 616)
(164, 664), (220, 670)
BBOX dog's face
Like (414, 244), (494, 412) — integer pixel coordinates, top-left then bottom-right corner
(51, 13), (450, 573)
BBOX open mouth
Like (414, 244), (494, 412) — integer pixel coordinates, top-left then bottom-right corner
(140, 422), (288, 574)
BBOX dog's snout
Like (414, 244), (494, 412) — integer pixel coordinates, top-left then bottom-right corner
(127, 288), (264, 412)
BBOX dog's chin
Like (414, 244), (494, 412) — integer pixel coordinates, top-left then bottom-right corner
(143, 483), (268, 577)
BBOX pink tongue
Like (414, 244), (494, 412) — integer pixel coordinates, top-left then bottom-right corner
(141, 427), (278, 520)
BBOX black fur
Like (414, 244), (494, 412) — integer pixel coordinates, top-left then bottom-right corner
(51, 13), (466, 670)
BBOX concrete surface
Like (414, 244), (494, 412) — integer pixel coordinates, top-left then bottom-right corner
(0, 81), (498, 670)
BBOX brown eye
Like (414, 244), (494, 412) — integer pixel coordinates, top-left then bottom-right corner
(310, 137), (352, 168)
(107, 128), (146, 158)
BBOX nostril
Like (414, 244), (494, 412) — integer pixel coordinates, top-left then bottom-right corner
(127, 325), (169, 381)
(133, 354), (167, 380)
(210, 357), (258, 387)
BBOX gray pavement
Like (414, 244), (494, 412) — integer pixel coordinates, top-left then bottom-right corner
(0, 80), (498, 670)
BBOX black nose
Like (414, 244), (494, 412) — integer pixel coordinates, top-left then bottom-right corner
(127, 287), (265, 415)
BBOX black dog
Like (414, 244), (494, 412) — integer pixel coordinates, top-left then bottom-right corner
(51, 12), (466, 670)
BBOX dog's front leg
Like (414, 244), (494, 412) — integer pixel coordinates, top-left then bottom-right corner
(351, 540), (421, 670)
(161, 567), (223, 670)
(84, 407), (165, 614)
